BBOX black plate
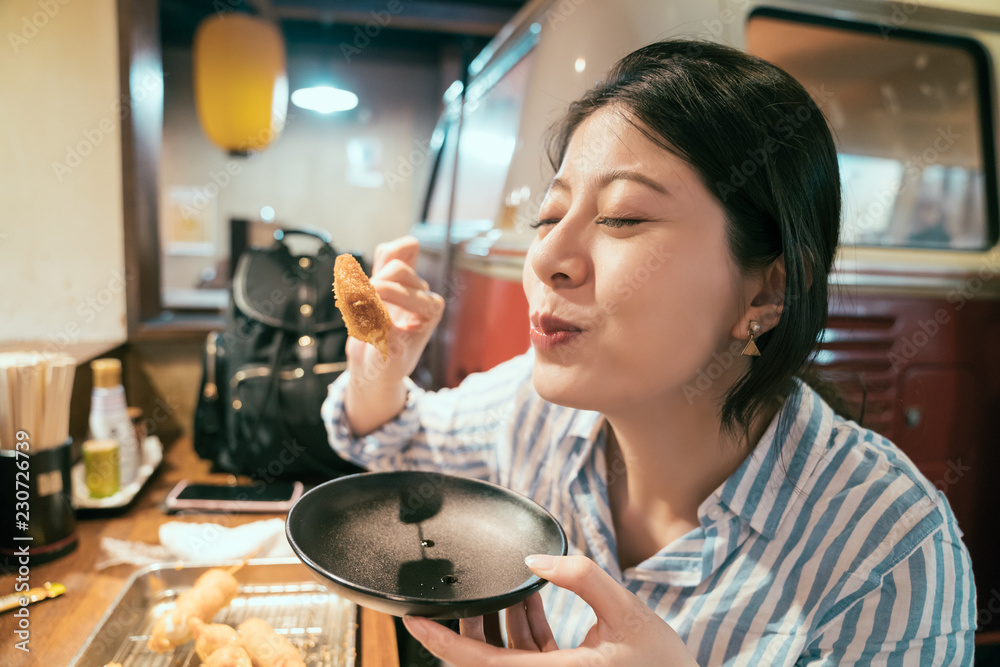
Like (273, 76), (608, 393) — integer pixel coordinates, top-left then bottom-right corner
(285, 470), (567, 618)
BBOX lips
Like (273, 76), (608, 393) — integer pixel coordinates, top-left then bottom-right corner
(531, 314), (584, 335)
(529, 313), (584, 352)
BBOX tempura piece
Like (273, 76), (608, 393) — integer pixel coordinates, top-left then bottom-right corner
(189, 617), (239, 659)
(204, 642), (254, 667)
(237, 617), (306, 667)
(333, 254), (391, 360)
(147, 568), (239, 652)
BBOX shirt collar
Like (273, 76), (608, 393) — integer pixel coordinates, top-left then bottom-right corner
(714, 379), (834, 539)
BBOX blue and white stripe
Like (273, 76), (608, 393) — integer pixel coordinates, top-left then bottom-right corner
(322, 351), (975, 665)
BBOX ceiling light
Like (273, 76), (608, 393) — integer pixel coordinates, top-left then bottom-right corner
(291, 86), (359, 113)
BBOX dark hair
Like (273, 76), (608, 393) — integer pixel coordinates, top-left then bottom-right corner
(547, 40), (842, 443)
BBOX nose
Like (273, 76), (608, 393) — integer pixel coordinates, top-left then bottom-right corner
(528, 216), (589, 289)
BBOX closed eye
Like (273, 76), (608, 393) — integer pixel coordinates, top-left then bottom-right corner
(529, 218), (561, 229)
(597, 217), (644, 228)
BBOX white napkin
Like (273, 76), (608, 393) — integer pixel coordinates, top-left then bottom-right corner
(159, 518), (294, 561)
(96, 518), (294, 569)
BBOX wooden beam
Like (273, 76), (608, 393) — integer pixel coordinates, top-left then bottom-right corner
(118, 0), (165, 337)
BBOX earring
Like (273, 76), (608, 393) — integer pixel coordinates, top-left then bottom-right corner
(741, 320), (761, 357)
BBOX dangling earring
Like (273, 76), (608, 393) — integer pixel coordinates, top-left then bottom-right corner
(741, 320), (761, 357)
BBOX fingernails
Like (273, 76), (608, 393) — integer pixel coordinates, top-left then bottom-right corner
(403, 615), (428, 642)
(525, 554), (556, 573)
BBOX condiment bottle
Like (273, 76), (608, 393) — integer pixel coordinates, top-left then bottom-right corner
(89, 359), (140, 485)
(83, 439), (120, 498)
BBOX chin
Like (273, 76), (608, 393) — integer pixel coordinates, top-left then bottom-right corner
(531, 362), (603, 411)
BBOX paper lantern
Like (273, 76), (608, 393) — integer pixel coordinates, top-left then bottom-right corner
(193, 13), (288, 154)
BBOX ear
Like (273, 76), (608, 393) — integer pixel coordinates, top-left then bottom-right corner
(731, 255), (785, 339)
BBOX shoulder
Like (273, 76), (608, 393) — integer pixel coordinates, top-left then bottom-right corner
(773, 387), (974, 640)
(793, 386), (968, 592)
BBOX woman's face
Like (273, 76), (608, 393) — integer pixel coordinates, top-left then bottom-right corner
(523, 107), (754, 413)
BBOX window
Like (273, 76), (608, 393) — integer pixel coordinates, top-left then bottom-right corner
(422, 28), (538, 233)
(747, 9), (996, 250)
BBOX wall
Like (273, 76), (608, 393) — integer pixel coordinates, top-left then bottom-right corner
(137, 43), (445, 435)
(0, 0), (128, 348)
(159, 45), (442, 298)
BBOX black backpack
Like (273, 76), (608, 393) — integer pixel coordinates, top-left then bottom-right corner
(193, 229), (365, 481)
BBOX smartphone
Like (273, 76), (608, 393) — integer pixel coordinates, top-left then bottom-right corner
(164, 480), (304, 513)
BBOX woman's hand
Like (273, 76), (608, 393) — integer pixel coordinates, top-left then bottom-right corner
(402, 555), (700, 666)
(344, 235), (444, 435)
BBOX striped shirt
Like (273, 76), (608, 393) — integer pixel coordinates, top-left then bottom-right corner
(322, 351), (976, 665)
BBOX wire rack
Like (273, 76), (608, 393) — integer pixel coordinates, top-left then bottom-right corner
(71, 560), (356, 667)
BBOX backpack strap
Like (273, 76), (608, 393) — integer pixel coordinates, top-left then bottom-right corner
(244, 328), (286, 459)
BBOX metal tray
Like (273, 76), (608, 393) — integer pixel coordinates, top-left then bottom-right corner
(70, 558), (356, 667)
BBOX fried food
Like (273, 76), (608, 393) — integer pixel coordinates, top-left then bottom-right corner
(238, 617), (306, 667)
(189, 617), (239, 660)
(147, 568), (239, 653)
(333, 254), (391, 360)
(204, 641), (253, 667)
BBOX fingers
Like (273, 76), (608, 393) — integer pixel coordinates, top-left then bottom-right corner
(506, 597), (559, 652)
(525, 555), (640, 636)
(371, 280), (445, 329)
(505, 599), (537, 651)
(369, 256), (441, 330)
(459, 616), (486, 643)
(373, 258), (429, 292)
(525, 593), (559, 651)
(507, 596), (558, 652)
(373, 236), (419, 274)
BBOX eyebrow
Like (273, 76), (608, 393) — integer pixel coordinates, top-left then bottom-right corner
(548, 169), (670, 196)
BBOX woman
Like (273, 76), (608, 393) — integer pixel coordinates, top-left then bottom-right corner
(323, 40), (975, 665)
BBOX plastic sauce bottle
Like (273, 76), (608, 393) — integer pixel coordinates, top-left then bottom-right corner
(89, 359), (140, 486)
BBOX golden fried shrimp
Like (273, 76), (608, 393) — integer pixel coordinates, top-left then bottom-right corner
(204, 641), (254, 667)
(237, 617), (306, 667)
(189, 617), (239, 660)
(147, 568), (239, 653)
(333, 254), (391, 360)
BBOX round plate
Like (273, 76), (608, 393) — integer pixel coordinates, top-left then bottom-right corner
(286, 470), (567, 618)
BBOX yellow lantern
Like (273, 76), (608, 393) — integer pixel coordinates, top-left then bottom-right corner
(193, 13), (288, 154)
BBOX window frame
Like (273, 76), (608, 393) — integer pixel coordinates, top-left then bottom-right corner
(747, 5), (1000, 252)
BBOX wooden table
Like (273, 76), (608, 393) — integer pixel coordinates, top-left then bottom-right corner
(0, 437), (399, 667)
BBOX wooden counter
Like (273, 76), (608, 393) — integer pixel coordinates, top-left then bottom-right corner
(0, 437), (398, 667)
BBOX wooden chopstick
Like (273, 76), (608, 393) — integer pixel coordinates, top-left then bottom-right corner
(13, 359), (44, 449)
(54, 357), (76, 446)
(40, 356), (75, 448)
(0, 353), (77, 451)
